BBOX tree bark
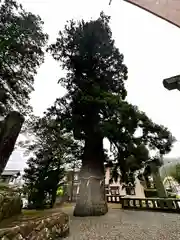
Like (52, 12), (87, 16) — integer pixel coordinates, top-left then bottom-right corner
(70, 165), (75, 202)
(0, 111), (24, 175)
(50, 188), (57, 208)
(73, 135), (108, 217)
(150, 161), (167, 198)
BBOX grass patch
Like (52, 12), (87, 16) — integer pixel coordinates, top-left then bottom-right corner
(60, 202), (75, 208)
(108, 203), (122, 209)
(22, 209), (45, 216)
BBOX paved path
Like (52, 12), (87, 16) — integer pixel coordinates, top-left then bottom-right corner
(63, 206), (180, 240)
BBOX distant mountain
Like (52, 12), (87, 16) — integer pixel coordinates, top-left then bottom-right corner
(163, 157), (180, 165)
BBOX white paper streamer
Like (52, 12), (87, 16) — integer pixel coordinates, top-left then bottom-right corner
(87, 180), (89, 186)
(78, 176), (104, 188)
(100, 180), (103, 186)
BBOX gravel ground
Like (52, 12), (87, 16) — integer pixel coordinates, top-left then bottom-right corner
(63, 206), (180, 240)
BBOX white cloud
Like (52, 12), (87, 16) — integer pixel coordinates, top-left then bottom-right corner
(8, 0), (180, 170)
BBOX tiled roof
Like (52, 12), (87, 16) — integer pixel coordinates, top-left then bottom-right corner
(1, 170), (20, 176)
(125, 0), (180, 28)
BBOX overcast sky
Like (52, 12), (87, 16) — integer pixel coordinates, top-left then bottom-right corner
(6, 0), (180, 170)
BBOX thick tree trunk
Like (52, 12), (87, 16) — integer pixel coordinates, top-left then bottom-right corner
(144, 175), (151, 188)
(50, 188), (57, 208)
(0, 111), (24, 175)
(34, 190), (46, 209)
(73, 135), (108, 217)
(70, 168), (75, 202)
(150, 161), (167, 198)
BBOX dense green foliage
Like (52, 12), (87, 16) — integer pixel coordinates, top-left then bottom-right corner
(0, 0), (48, 116)
(23, 116), (82, 209)
(169, 163), (180, 184)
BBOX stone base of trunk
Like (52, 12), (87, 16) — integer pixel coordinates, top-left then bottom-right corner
(73, 202), (108, 217)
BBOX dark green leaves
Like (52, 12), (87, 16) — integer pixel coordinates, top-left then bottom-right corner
(22, 114), (82, 209)
(0, 0), (48, 116)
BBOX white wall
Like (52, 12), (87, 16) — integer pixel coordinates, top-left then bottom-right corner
(105, 167), (145, 198)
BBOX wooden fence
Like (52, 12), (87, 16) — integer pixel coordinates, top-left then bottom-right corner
(120, 197), (180, 212)
(67, 194), (180, 213)
(107, 195), (122, 203)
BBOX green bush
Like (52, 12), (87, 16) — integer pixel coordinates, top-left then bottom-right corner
(57, 186), (64, 196)
(169, 163), (180, 184)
